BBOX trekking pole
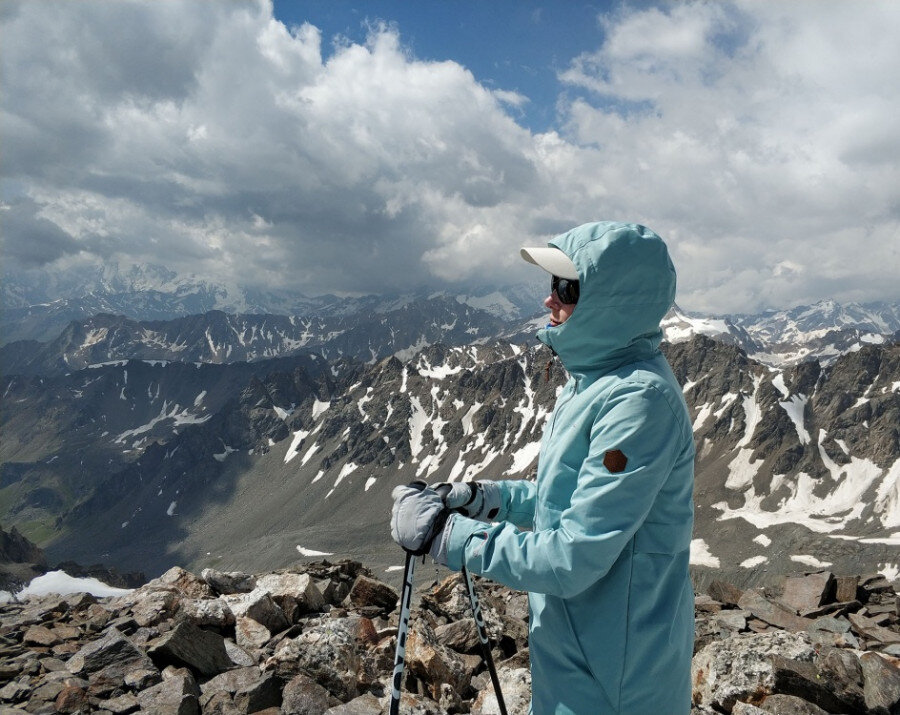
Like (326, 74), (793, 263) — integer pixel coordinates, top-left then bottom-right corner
(462, 565), (508, 715)
(389, 549), (416, 715)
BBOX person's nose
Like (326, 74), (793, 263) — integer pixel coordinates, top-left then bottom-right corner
(544, 292), (560, 309)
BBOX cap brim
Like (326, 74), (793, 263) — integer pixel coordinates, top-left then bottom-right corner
(520, 247), (579, 280)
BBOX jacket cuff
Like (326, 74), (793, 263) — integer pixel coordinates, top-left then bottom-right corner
(444, 514), (489, 572)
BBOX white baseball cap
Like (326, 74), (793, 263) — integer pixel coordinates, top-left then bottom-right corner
(520, 246), (578, 280)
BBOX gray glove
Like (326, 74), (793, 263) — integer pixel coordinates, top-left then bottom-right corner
(390, 482), (451, 561)
(433, 480), (501, 522)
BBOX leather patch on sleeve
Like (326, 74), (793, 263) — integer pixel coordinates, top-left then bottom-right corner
(603, 449), (628, 473)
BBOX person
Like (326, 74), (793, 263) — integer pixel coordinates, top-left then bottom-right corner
(391, 221), (695, 714)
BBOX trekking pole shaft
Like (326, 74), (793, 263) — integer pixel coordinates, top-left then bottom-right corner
(462, 566), (507, 715)
(390, 552), (416, 715)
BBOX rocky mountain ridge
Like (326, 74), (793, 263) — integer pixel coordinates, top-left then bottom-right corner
(0, 560), (898, 714)
(2, 332), (898, 588)
(3, 260), (899, 368)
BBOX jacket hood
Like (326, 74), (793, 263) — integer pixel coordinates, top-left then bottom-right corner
(537, 222), (676, 375)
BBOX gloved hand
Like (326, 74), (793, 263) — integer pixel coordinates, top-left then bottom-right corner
(432, 480), (501, 522)
(390, 482), (453, 564)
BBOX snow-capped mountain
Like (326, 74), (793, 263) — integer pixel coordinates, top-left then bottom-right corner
(4, 262), (898, 368)
(2, 262), (899, 584)
(2, 334), (898, 585)
(0, 301), (515, 376)
(663, 301), (900, 367)
(0, 264), (543, 344)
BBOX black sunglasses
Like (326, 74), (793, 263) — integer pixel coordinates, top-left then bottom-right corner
(551, 275), (580, 304)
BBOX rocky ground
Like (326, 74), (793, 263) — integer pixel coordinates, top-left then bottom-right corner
(0, 560), (898, 714)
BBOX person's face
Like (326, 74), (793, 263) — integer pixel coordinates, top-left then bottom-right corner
(544, 288), (576, 327)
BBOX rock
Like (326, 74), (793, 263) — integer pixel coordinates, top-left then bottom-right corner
(54, 684), (89, 713)
(198, 690), (241, 715)
(344, 575), (398, 614)
(235, 616), (271, 650)
(268, 620), (362, 701)
(732, 703), (767, 714)
(200, 665), (281, 713)
(30, 679), (65, 703)
(324, 692), (384, 713)
(505, 592), (529, 621)
(222, 589), (290, 634)
(22, 626), (61, 647)
(834, 575), (860, 603)
(861, 574), (895, 597)
(233, 672), (282, 713)
(152, 566), (214, 599)
(817, 648), (866, 713)
(179, 597), (235, 629)
(129, 587), (180, 627)
(137, 668), (200, 715)
(256, 572), (326, 614)
(147, 620), (233, 676)
(281, 672), (339, 714)
(715, 610), (750, 632)
(201, 568), (257, 595)
(223, 638), (255, 667)
(848, 611), (900, 645)
(778, 572), (835, 613)
(738, 589), (814, 632)
(708, 580), (744, 607)
(0, 678), (30, 702)
(770, 655), (865, 714)
(123, 667), (160, 691)
(199, 666), (262, 696)
(695, 593), (723, 613)
(759, 693), (829, 714)
(472, 666), (531, 715)
(99, 692), (140, 714)
(860, 651), (900, 714)
(435, 618), (480, 653)
(691, 630), (815, 712)
(65, 627), (154, 677)
(406, 617), (472, 701)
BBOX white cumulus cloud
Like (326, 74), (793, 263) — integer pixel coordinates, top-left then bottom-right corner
(1, 0), (899, 312)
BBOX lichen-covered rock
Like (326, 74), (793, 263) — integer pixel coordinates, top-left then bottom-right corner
(471, 666), (531, 715)
(691, 630), (815, 711)
(267, 619), (362, 701)
(179, 596), (235, 629)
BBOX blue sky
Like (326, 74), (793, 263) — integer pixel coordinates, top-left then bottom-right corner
(2, 0), (899, 313)
(272, 0), (624, 132)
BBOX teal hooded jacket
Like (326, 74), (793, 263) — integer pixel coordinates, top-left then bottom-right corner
(445, 222), (696, 714)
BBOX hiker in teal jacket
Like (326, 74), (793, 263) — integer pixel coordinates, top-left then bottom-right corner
(391, 221), (696, 714)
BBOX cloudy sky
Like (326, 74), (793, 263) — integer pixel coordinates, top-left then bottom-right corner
(2, 0), (899, 313)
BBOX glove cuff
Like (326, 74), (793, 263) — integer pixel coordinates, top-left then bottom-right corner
(465, 480), (501, 522)
(429, 513), (455, 566)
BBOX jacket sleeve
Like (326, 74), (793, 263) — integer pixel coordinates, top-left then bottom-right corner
(445, 381), (685, 598)
(494, 478), (537, 528)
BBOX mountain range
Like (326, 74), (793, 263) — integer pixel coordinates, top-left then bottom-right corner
(1, 264), (898, 589)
